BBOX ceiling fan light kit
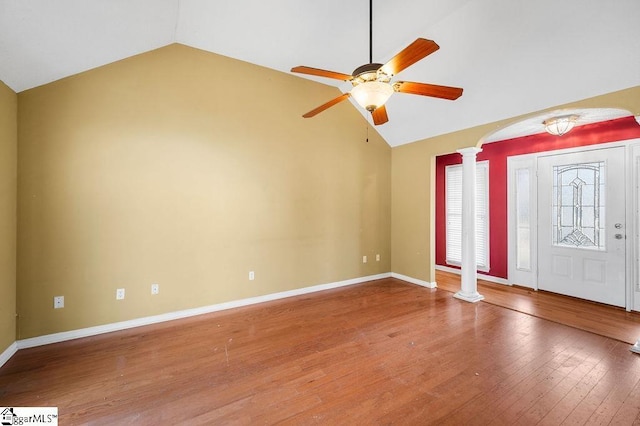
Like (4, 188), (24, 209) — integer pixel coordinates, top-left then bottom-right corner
(351, 80), (394, 112)
(291, 0), (463, 126)
(350, 63), (394, 112)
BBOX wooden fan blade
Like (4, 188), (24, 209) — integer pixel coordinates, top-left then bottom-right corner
(394, 81), (463, 100)
(380, 38), (439, 76)
(302, 93), (351, 118)
(291, 66), (353, 81)
(371, 105), (389, 125)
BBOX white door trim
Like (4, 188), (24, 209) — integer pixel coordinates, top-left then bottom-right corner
(631, 143), (640, 312)
(507, 156), (538, 289)
(507, 138), (640, 312)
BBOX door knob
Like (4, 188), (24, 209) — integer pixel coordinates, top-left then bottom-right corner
(614, 223), (623, 229)
(614, 234), (623, 239)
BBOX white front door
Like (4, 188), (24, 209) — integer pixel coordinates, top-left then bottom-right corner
(537, 147), (626, 307)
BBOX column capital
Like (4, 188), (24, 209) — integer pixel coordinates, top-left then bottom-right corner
(456, 147), (483, 157)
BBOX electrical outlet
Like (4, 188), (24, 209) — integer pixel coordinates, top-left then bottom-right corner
(362, 255), (367, 264)
(376, 254), (380, 262)
(249, 271), (255, 281)
(151, 283), (159, 295)
(116, 288), (125, 300)
(54, 296), (64, 309)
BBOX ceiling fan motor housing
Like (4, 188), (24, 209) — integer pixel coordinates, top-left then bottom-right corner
(351, 63), (391, 85)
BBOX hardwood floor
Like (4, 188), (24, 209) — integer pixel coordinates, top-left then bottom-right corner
(1, 277), (640, 425)
(436, 270), (640, 345)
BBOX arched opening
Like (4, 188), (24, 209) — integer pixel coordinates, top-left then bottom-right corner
(435, 108), (640, 311)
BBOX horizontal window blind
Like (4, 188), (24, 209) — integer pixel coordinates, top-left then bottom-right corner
(445, 161), (489, 270)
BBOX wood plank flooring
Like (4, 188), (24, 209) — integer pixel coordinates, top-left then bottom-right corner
(436, 270), (640, 345)
(1, 277), (640, 425)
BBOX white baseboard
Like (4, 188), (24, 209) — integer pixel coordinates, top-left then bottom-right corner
(0, 342), (18, 369)
(435, 264), (509, 285)
(391, 272), (437, 289)
(16, 272), (392, 351)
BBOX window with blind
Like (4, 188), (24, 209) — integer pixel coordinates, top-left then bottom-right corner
(445, 161), (490, 271)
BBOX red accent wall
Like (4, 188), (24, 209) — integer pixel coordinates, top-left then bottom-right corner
(435, 116), (640, 279)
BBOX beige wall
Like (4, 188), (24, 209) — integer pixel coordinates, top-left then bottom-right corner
(0, 81), (17, 352)
(10, 39), (639, 342)
(17, 44), (391, 339)
(391, 86), (640, 284)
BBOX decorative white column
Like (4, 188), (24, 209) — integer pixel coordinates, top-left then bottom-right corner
(453, 147), (485, 303)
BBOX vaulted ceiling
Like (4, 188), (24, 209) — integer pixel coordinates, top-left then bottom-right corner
(1, 0), (638, 146)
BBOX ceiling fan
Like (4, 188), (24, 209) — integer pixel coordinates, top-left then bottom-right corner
(291, 0), (463, 126)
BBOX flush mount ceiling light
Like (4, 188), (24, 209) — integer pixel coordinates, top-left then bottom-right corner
(543, 115), (579, 136)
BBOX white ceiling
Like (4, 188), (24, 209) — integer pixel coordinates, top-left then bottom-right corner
(1, 0), (638, 147)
